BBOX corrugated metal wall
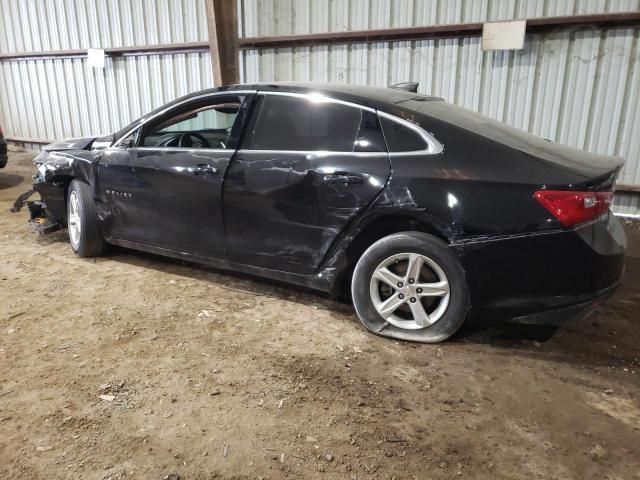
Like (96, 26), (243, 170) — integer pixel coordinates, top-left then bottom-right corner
(0, 53), (213, 140)
(0, 0), (639, 214)
(0, 0), (209, 52)
(238, 0), (640, 215)
(239, 0), (639, 35)
(0, 0), (212, 141)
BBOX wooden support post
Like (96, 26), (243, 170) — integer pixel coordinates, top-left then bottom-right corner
(205, 0), (239, 86)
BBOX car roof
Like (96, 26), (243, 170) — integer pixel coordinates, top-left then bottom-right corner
(114, 82), (443, 142)
(200, 82), (443, 111)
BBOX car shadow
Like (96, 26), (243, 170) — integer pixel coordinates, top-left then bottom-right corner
(0, 172), (24, 190)
(454, 321), (559, 345)
(38, 234), (639, 368)
(35, 230), (68, 245)
(101, 248), (608, 352)
(104, 246), (355, 314)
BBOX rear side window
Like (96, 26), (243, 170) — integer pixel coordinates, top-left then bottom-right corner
(244, 94), (362, 151)
(379, 115), (429, 152)
(354, 110), (387, 153)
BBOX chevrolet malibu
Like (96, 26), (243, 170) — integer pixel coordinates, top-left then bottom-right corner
(17, 82), (626, 343)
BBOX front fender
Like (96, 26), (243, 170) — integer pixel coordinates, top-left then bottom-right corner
(33, 150), (100, 222)
(35, 150), (98, 183)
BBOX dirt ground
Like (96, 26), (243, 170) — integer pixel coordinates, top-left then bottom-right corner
(0, 148), (639, 480)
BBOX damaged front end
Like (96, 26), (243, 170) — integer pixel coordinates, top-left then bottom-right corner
(12, 152), (79, 234)
(12, 135), (110, 234)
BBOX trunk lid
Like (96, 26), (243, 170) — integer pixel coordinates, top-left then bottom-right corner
(401, 99), (624, 184)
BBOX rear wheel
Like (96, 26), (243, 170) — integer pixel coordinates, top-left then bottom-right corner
(351, 232), (469, 343)
(67, 180), (107, 257)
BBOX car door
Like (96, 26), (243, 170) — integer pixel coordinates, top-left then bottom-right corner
(103, 92), (254, 258)
(223, 91), (390, 275)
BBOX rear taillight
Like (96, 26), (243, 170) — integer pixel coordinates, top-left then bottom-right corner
(534, 190), (613, 227)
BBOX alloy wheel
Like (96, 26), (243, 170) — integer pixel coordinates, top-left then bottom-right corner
(68, 190), (81, 249)
(369, 252), (450, 330)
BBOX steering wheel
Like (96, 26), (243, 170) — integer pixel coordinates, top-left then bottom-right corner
(158, 134), (181, 148)
(178, 132), (210, 148)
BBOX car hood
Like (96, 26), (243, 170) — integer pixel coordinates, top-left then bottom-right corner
(43, 134), (113, 152)
(43, 136), (96, 152)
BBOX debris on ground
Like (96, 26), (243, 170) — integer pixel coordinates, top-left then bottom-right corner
(589, 444), (608, 460)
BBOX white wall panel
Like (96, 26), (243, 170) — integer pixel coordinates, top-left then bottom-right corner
(0, 0), (208, 53)
(239, 0), (640, 36)
(0, 53), (213, 140)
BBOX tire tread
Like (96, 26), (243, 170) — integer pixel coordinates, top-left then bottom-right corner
(68, 180), (107, 257)
(351, 231), (469, 343)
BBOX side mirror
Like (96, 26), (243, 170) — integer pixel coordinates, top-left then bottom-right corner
(91, 134), (115, 150)
(117, 138), (134, 149)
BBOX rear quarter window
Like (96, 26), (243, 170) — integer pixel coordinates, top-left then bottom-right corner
(379, 115), (429, 152)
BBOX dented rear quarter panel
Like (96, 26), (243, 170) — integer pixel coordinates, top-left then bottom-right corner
(317, 105), (625, 317)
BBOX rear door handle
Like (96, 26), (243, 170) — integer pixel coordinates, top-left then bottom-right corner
(189, 164), (218, 176)
(323, 171), (364, 185)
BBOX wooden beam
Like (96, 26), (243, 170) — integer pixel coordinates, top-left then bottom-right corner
(238, 12), (640, 49)
(205, 0), (239, 86)
(0, 42), (209, 61)
(616, 184), (640, 193)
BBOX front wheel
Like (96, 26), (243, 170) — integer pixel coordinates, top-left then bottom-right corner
(351, 232), (469, 343)
(67, 180), (107, 257)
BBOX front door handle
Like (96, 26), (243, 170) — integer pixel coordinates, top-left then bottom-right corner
(189, 164), (218, 176)
(323, 171), (364, 185)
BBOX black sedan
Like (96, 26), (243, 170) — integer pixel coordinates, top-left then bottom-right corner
(19, 82), (626, 343)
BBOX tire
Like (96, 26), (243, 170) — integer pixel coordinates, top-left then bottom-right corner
(351, 232), (469, 343)
(67, 180), (107, 257)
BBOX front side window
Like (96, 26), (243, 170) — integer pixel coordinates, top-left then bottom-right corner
(140, 96), (243, 149)
(244, 94), (362, 151)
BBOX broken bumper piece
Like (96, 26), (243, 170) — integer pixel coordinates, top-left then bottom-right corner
(12, 190), (62, 235)
(10, 189), (35, 213)
(27, 201), (62, 234)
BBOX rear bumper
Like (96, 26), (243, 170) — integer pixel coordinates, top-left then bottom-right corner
(453, 212), (626, 323)
(505, 282), (618, 325)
